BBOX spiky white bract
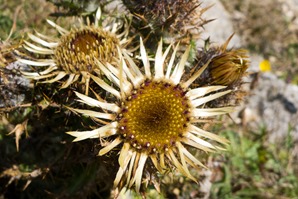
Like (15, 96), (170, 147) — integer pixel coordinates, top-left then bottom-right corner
(67, 37), (233, 194)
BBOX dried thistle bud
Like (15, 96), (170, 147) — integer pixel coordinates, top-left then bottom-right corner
(122, 0), (211, 48)
(194, 35), (249, 87)
(191, 36), (249, 107)
(208, 49), (249, 86)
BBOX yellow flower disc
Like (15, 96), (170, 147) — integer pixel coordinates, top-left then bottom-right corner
(54, 26), (120, 73)
(118, 80), (190, 153)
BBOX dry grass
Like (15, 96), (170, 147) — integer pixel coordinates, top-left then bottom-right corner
(0, 0), (58, 40)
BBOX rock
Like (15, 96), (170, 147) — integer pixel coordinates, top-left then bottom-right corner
(0, 61), (31, 108)
(232, 68), (298, 142)
(198, 0), (242, 48)
(249, 73), (298, 142)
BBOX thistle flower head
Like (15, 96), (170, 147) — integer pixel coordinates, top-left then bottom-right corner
(17, 8), (129, 94)
(67, 38), (233, 194)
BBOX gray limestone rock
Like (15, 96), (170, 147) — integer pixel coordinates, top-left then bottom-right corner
(0, 61), (31, 108)
(232, 55), (298, 142)
(198, 0), (242, 48)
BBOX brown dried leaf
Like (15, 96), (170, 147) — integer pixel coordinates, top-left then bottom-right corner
(7, 119), (28, 152)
